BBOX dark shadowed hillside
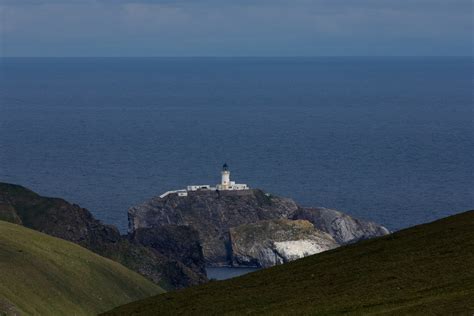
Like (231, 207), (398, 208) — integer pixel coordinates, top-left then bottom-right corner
(105, 210), (474, 315)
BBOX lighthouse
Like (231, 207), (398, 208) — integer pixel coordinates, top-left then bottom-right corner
(161, 163), (249, 198)
(215, 163), (248, 191)
(221, 163), (230, 189)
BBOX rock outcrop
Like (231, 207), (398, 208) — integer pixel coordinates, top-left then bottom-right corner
(230, 219), (338, 267)
(0, 202), (22, 225)
(130, 225), (207, 280)
(129, 189), (390, 267)
(129, 189), (299, 265)
(0, 182), (208, 289)
(292, 207), (391, 244)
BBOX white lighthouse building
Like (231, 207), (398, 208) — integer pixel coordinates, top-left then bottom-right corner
(216, 163), (248, 191)
(160, 163), (249, 198)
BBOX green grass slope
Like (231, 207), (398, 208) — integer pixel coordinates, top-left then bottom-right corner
(0, 220), (164, 316)
(105, 210), (474, 315)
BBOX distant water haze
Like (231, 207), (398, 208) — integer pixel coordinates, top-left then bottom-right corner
(0, 57), (472, 232)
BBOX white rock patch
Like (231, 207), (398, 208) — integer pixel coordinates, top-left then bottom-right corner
(273, 239), (331, 262)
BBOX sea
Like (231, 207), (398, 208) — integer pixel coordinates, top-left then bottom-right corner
(1, 57), (472, 276)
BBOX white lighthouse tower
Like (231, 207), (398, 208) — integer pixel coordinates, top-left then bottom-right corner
(221, 163), (231, 189)
(216, 163), (248, 191)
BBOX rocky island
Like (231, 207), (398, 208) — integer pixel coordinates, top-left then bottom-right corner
(129, 165), (390, 268)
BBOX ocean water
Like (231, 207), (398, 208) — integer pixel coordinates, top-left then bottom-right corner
(206, 267), (260, 280)
(1, 57), (472, 233)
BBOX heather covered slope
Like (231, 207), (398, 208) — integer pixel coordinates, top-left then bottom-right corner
(105, 210), (474, 315)
(0, 221), (163, 316)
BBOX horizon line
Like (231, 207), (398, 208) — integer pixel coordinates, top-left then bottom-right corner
(1, 55), (472, 59)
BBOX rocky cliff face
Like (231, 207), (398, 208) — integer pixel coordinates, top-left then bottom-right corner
(230, 219), (338, 267)
(129, 189), (390, 267)
(130, 225), (207, 279)
(0, 183), (207, 289)
(129, 189), (299, 265)
(293, 207), (391, 244)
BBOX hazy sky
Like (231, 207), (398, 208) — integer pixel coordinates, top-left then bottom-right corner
(1, 0), (472, 57)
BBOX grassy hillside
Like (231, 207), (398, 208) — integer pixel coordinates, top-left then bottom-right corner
(105, 210), (474, 315)
(0, 220), (164, 316)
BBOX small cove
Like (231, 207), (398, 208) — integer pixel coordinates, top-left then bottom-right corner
(206, 267), (261, 280)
